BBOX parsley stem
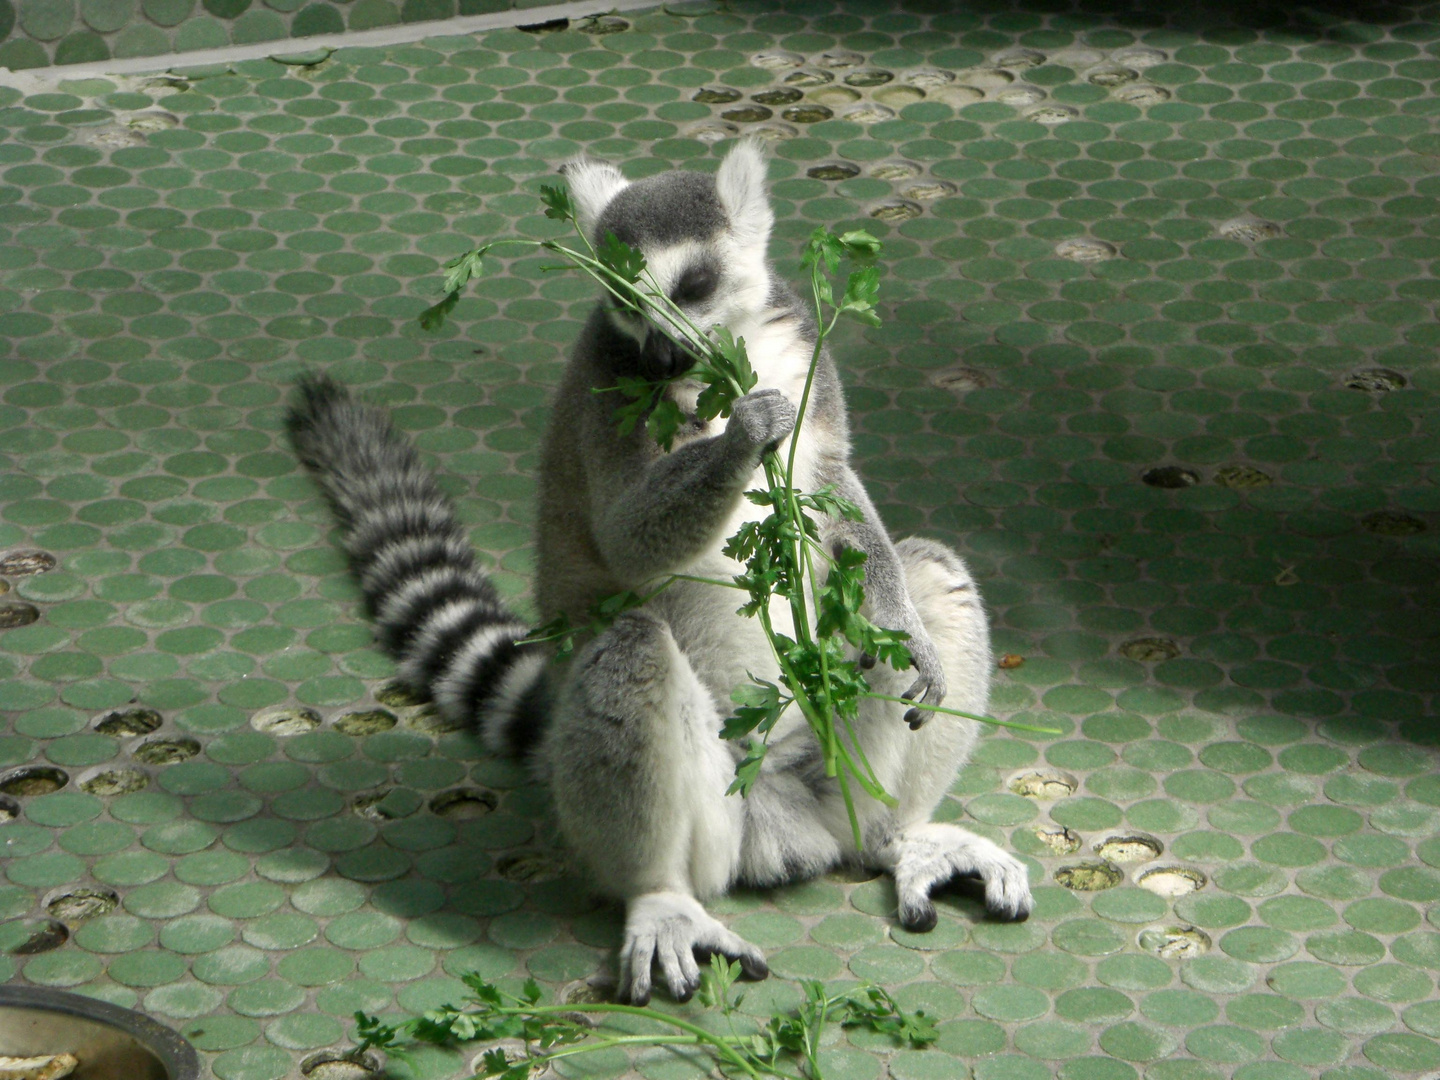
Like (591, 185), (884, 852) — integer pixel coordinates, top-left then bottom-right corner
(860, 692), (1063, 734)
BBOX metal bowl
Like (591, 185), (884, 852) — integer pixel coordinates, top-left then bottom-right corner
(0, 986), (200, 1080)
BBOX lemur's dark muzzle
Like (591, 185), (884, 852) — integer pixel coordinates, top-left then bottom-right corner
(639, 329), (695, 381)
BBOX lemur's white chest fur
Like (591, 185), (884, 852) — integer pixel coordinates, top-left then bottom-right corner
(653, 309), (823, 720)
(557, 139), (835, 724)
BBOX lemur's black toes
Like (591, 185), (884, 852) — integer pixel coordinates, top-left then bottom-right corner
(673, 978), (699, 1003)
(739, 953), (769, 981)
(986, 897), (1031, 923)
(899, 898), (938, 934)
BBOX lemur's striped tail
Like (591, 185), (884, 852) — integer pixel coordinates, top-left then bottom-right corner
(286, 374), (548, 758)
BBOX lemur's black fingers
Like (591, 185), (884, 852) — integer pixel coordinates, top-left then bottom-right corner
(859, 651), (876, 670)
(898, 896), (938, 933)
(738, 950), (769, 981)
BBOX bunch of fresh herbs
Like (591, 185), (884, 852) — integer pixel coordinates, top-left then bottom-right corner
(347, 959), (937, 1080)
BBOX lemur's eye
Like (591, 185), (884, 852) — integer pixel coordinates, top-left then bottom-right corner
(672, 266), (717, 305)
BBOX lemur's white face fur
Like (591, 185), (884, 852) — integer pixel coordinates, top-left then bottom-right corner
(561, 142), (775, 373)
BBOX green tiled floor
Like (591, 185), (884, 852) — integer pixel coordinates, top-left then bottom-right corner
(0, 0), (595, 72)
(1, 2), (1439, 1079)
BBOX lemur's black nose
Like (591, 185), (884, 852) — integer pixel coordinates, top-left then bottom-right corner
(639, 330), (695, 381)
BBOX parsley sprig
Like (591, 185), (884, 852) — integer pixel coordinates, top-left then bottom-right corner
(346, 962), (937, 1080)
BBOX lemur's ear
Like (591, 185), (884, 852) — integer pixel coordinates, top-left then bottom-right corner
(561, 157), (628, 238)
(715, 139), (773, 249)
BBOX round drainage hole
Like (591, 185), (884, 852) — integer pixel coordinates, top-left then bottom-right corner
(1362, 511), (1426, 536)
(0, 766), (69, 796)
(807, 162), (860, 181)
(1055, 860), (1123, 891)
(0, 551), (56, 576)
(46, 886), (119, 921)
(94, 707), (161, 737)
(1345, 367), (1406, 392)
(722, 106), (773, 123)
(1032, 826), (1082, 855)
(1055, 238), (1117, 262)
(1218, 216), (1283, 242)
(1214, 465), (1272, 489)
(0, 602), (40, 628)
(497, 851), (566, 884)
(4, 918), (69, 955)
(1119, 637), (1180, 662)
(782, 105), (833, 123)
(782, 68), (834, 88)
(352, 788), (421, 821)
(560, 977), (614, 1006)
(1086, 65), (1139, 87)
(375, 682), (427, 708)
(79, 767), (148, 796)
(404, 706), (466, 734)
(1139, 923), (1211, 959)
(752, 87), (802, 106)
(1009, 770), (1078, 800)
(1094, 834), (1163, 863)
(333, 709), (397, 736)
(132, 737), (200, 765)
(869, 200), (925, 225)
(1142, 465), (1199, 489)
(691, 86), (740, 104)
(576, 15), (626, 35)
(302, 1051), (381, 1080)
(931, 367), (988, 392)
(251, 706), (321, 737)
(1138, 865), (1207, 897)
(430, 788), (499, 819)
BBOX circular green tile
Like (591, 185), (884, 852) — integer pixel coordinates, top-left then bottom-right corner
(932, 949), (1005, 986)
(1226, 993), (1306, 1031)
(1267, 961), (1349, 1000)
(1355, 963), (1433, 1004)
(973, 984), (1050, 1023)
(1316, 997), (1397, 1036)
(160, 913), (237, 954)
(1098, 1021), (1177, 1062)
(228, 980), (307, 1018)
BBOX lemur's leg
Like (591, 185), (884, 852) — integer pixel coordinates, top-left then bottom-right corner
(836, 537), (1034, 928)
(545, 610), (766, 1005)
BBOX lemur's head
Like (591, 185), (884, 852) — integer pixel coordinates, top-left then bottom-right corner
(561, 141), (773, 381)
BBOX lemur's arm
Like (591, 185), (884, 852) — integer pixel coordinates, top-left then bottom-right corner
(588, 389), (797, 585)
(817, 462), (947, 726)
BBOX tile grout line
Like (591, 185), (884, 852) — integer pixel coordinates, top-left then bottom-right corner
(0, 0), (665, 89)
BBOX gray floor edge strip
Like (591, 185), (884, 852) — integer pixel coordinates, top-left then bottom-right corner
(0, 0), (665, 89)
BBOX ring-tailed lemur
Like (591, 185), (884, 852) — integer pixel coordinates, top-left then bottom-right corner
(287, 140), (1033, 1006)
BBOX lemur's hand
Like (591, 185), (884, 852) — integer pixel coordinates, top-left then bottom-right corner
(728, 388), (796, 454)
(899, 625), (946, 729)
(868, 603), (945, 728)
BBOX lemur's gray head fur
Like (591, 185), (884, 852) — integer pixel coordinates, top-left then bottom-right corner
(561, 141), (775, 380)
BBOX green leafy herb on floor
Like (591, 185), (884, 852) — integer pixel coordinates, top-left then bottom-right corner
(347, 960), (936, 1080)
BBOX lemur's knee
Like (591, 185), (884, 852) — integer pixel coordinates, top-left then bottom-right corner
(574, 610), (678, 720)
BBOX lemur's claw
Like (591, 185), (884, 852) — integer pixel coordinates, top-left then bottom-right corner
(898, 897), (938, 933)
(739, 951), (769, 981)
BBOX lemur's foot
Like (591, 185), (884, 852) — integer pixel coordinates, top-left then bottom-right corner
(887, 823), (1034, 931)
(619, 892), (768, 1005)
